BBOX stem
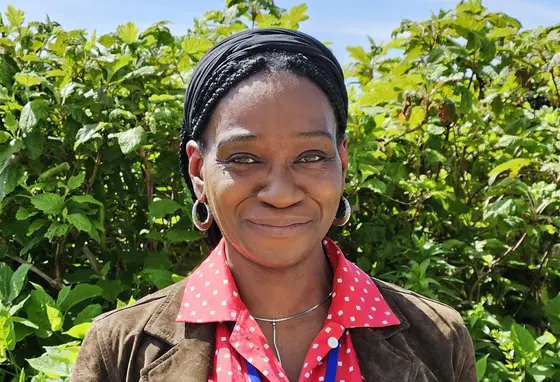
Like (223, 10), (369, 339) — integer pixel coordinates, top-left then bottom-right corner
(55, 236), (66, 285)
(514, 242), (552, 317)
(139, 147), (154, 204)
(468, 232), (528, 303)
(550, 68), (560, 106)
(467, 71), (475, 91)
(8, 255), (62, 290)
(82, 244), (102, 276)
(86, 151), (102, 194)
(8, 349), (20, 375)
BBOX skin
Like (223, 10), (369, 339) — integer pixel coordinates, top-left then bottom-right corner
(187, 70), (348, 381)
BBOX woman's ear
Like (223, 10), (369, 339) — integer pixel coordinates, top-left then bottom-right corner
(186, 140), (205, 201)
(338, 134), (349, 179)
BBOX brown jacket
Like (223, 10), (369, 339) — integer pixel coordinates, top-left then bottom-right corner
(71, 278), (477, 382)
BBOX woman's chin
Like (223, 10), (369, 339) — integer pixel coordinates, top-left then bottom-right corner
(238, 235), (319, 269)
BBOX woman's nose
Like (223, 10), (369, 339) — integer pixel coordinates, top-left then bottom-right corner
(256, 165), (305, 208)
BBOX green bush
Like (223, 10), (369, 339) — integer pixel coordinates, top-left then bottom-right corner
(0, 0), (558, 380)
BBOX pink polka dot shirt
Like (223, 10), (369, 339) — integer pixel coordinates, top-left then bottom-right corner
(176, 237), (400, 381)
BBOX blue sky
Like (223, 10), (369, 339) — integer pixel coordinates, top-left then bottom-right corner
(4, 0), (560, 63)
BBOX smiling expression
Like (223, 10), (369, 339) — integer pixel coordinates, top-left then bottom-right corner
(187, 71), (348, 269)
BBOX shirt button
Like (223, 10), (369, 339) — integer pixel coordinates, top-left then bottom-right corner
(327, 337), (338, 349)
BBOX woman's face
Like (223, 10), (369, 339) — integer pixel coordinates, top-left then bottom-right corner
(187, 71), (348, 268)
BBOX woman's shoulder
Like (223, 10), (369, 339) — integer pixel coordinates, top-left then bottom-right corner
(93, 280), (185, 328)
(373, 277), (467, 336)
(71, 281), (188, 381)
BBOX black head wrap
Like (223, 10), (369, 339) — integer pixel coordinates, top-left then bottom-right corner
(182, 27), (348, 140)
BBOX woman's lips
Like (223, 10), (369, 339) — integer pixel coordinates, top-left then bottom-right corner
(246, 219), (312, 237)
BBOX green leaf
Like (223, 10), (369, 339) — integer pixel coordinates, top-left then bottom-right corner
(117, 22), (139, 44)
(0, 164), (22, 202)
(488, 158), (534, 185)
(544, 294), (560, 334)
(8, 263), (31, 302)
(116, 296), (136, 309)
(427, 124), (445, 135)
(181, 36), (213, 54)
(62, 322), (91, 339)
(96, 280), (123, 302)
(0, 311), (15, 351)
(0, 263), (13, 301)
(98, 33), (115, 48)
(6, 5), (24, 27)
(14, 73), (43, 88)
(165, 228), (203, 243)
(13, 322), (34, 343)
(148, 94), (177, 103)
(26, 351), (73, 377)
(535, 331), (556, 349)
(25, 289), (57, 337)
(142, 268), (174, 289)
(74, 304), (102, 325)
(99, 55), (134, 82)
(0, 140), (23, 173)
(45, 305), (63, 331)
(527, 364), (557, 382)
(31, 193), (64, 215)
(347, 46), (370, 63)
(23, 130), (44, 159)
(44, 222), (69, 240)
(476, 354), (488, 381)
(56, 286), (71, 307)
(67, 172), (85, 190)
(58, 284), (103, 313)
(70, 194), (104, 207)
(409, 106), (425, 128)
(74, 123), (107, 150)
(108, 126), (145, 154)
(19, 99), (48, 133)
(285, 4), (308, 25)
(511, 322), (537, 361)
(148, 198), (182, 219)
(9, 295), (30, 315)
(362, 178), (387, 194)
(27, 218), (49, 236)
(11, 317), (38, 329)
(66, 213), (94, 234)
(37, 162), (70, 181)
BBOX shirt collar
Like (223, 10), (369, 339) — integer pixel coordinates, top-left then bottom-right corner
(176, 237), (400, 329)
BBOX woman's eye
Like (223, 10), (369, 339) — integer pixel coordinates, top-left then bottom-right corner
(298, 154), (324, 163)
(230, 156), (257, 164)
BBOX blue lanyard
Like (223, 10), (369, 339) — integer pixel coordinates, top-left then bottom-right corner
(245, 341), (341, 382)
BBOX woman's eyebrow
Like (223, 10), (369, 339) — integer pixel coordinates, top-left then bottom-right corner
(216, 132), (260, 149)
(292, 130), (334, 140)
(216, 130), (333, 149)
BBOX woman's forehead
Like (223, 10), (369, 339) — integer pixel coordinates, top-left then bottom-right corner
(206, 71), (337, 142)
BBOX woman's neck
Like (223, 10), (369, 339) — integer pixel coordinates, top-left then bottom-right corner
(224, 241), (333, 319)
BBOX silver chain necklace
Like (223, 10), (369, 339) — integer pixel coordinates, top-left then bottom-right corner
(252, 291), (333, 366)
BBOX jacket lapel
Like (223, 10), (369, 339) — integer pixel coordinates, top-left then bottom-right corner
(352, 280), (419, 382)
(140, 281), (216, 382)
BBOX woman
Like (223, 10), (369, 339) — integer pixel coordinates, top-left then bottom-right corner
(72, 28), (477, 382)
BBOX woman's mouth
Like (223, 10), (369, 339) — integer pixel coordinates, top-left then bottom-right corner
(246, 219), (313, 237)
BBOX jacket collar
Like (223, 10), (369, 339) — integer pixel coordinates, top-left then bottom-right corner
(141, 278), (422, 382)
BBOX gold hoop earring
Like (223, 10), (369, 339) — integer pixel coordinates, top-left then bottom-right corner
(192, 199), (213, 231)
(333, 196), (351, 226)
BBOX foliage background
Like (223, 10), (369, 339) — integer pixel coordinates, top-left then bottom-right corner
(0, 0), (559, 380)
